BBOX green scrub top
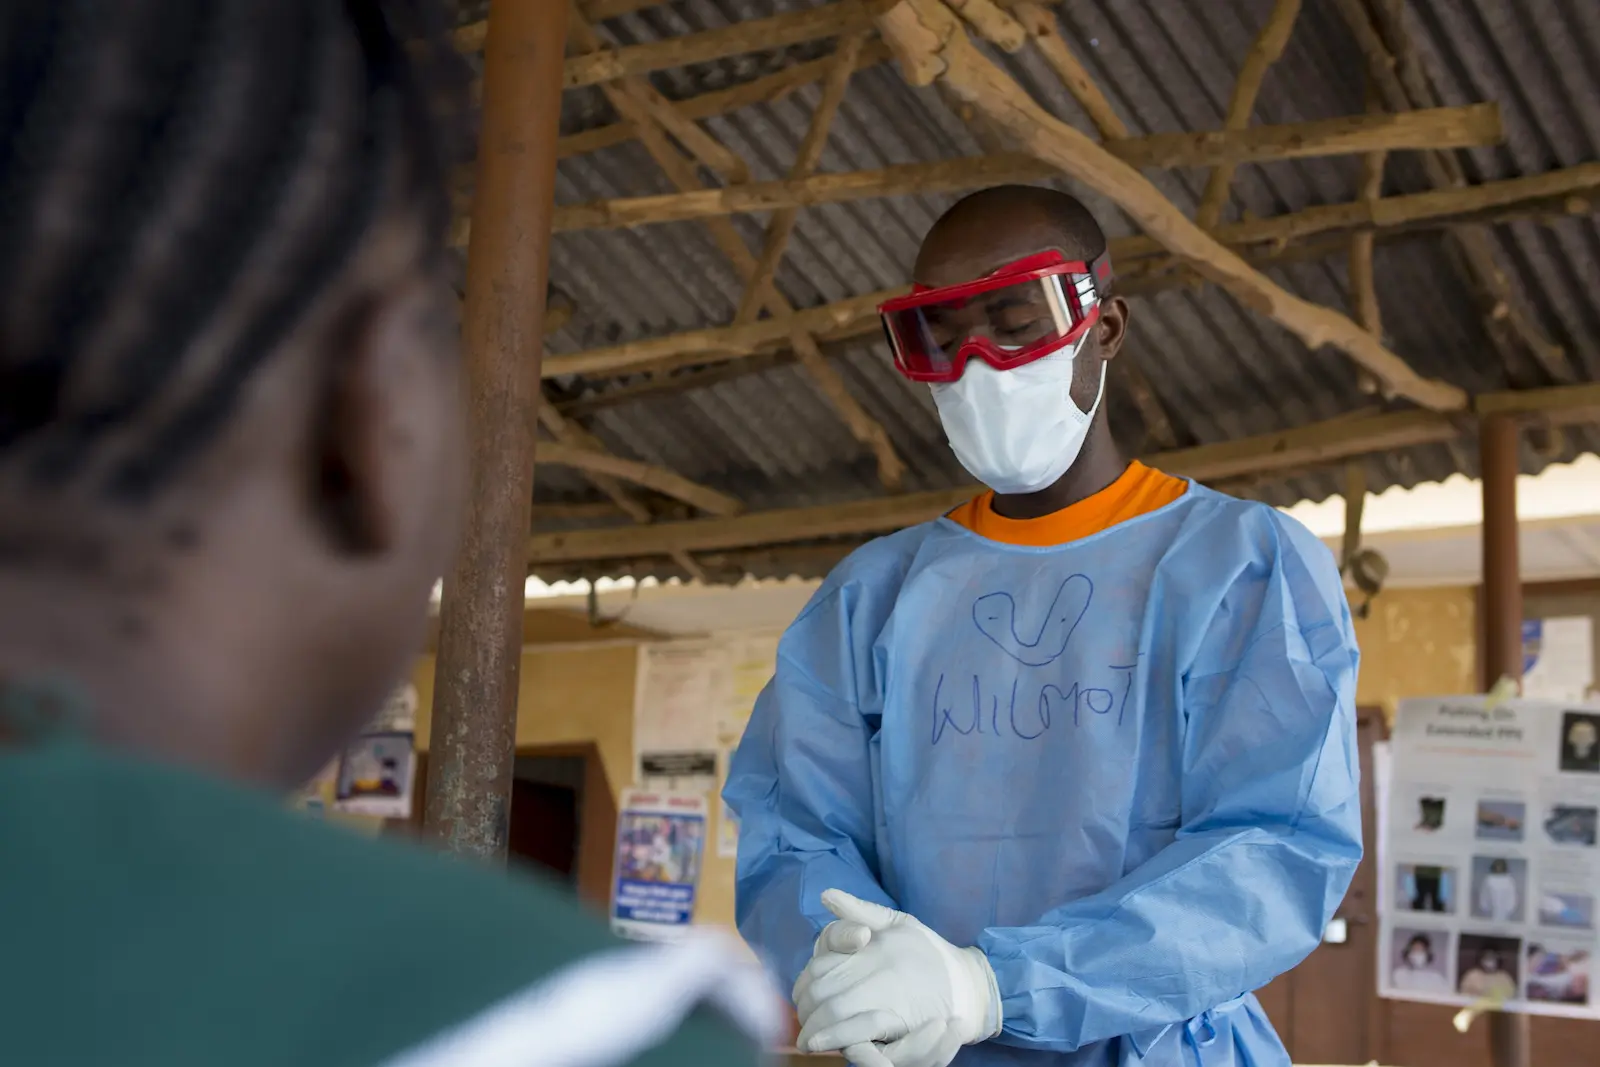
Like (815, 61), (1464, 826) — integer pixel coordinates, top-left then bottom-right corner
(0, 735), (762, 1067)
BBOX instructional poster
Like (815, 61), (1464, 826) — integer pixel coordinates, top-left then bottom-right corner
(611, 789), (708, 942)
(334, 682), (418, 818)
(1523, 617), (1595, 703)
(1380, 697), (1600, 1018)
(634, 642), (724, 793)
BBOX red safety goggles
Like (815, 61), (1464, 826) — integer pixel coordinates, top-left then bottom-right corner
(878, 249), (1111, 383)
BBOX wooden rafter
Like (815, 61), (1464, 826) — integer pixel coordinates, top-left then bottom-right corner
(518, 105), (1502, 237)
(735, 31), (868, 323)
(1195, 0), (1301, 229)
(552, 40), (893, 160)
(997, 2), (1176, 448)
(459, 1), (899, 83)
(525, 381), (1600, 567)
(537, 396), (714, 581)
(874, 0), (1466, 406)
(1333, 0), (1573, 384)
(538, 441), (744, 517)
(565, 8), (906, 491)
(1009, 2), (1126, 138)
(541, 163), (1600, 382)
(1348, 82), (1389, 397)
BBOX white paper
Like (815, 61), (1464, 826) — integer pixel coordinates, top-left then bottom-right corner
(1523, 617), (1594, 703)
(611, 789), (709, 942)
(1377, 696), (1600, 1019)
(333, 730), (417, 818)
(717, 633), (780, 748)
(634, 641), (726, 786)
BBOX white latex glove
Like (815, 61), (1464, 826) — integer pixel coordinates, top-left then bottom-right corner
(794, 890), (1002, 1067)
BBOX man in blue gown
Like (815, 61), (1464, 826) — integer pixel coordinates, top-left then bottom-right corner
(723, 186), (1362, 1067)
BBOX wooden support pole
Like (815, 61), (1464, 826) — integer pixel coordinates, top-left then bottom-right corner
(1349, 82), (1389, 396)
(426, 0), (569, 860)
(1479, 410), (1531, 1067)
(1196, 0), (1301, 229)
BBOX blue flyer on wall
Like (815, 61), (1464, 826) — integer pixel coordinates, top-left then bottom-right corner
(611, 789), (708, 942)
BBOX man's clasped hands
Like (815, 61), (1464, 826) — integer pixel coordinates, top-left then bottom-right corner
(792, 890), (1003, 1067)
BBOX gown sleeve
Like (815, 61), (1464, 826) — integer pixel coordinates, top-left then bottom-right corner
(722, 583), (900, 993)
(978, 523), (1364, 1052)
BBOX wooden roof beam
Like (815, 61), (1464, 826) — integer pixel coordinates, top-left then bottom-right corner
(565, 8), (907, 491)
(543, 161), (1600, 382)
(526, 381), (1600, 566)
(459, 0), (899, 83)
(552, 39), (893, 161)
(1333, 0), (1572, 383)
(734, 31), (867, 324)
(897, 1), (1467, 406)
(529, 105), (1502, 235)
(995, 2), (1173, 447)
(1196, 0), (1301, 229)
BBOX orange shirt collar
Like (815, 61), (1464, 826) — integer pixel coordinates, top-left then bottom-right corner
(947, 462), (1189, 548)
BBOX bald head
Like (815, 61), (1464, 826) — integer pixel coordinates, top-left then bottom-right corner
(914, 185), (1108, 287)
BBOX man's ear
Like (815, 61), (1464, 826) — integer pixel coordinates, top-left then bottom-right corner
(1096, 295), (1130, 361)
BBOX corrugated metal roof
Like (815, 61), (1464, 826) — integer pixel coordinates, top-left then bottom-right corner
(465, 0), (1600, 566)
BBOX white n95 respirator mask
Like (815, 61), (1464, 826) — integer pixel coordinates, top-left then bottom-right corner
(930, 337), (1106, 495)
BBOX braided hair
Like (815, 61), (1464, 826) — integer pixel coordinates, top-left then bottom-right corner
(0, 0), (466, 504)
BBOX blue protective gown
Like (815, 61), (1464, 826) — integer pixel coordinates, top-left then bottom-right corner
(723, 483), (1362, 1067)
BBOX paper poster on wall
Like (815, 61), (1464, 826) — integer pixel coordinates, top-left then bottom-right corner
(1378, 696), (1600, 1019)
(639, 750), (718, 795)
(1522, 617), (1594, 703)
(634, 641), (725, 786)
(333, 682), (418, 818)
(611, 789), (708, 942)
(717, 633), (780, 748)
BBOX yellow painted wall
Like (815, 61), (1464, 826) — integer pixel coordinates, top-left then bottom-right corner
(412, 638), (740, 929)
(1352, 585), (1478, 723)
(411, 585), (1480, 934)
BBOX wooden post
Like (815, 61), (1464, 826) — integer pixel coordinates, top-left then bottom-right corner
(1478, 412), (1530, 1067)
(425, 0), (569, 860)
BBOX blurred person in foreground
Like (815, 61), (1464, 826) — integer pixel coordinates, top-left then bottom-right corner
(0, 3), (774, 1065)
(725, 187), (1362, 1067)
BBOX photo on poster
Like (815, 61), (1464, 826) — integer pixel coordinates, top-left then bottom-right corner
(1543, 804), (1598, 847)
(616, 809), (706, 888)
(1469, 856), (1529, 923)
(610, 791), (709, 943)
(334, 730), (415, 818)
(1396, 863), (1457, 914)
(1456, 933), (1522, 1000)
(1525, 942), (1592, 1006)
(1559, 711), (1600, 774)
(1474, 799), (1526, 842)
(1389, 928), (1455, 995)
(1397, 787), (1450, 835)
(1537, 889), (1596, 930)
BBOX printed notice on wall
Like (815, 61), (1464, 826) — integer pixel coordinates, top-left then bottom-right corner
(333, 682), (418, 818)
(1522, 617), (1595, 703)
(1379, 697), (1599, 1019)
(611, 789), (708, 942)
(634, 642), (724, 791)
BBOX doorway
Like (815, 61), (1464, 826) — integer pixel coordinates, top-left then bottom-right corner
(508, 755), (584, 886)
